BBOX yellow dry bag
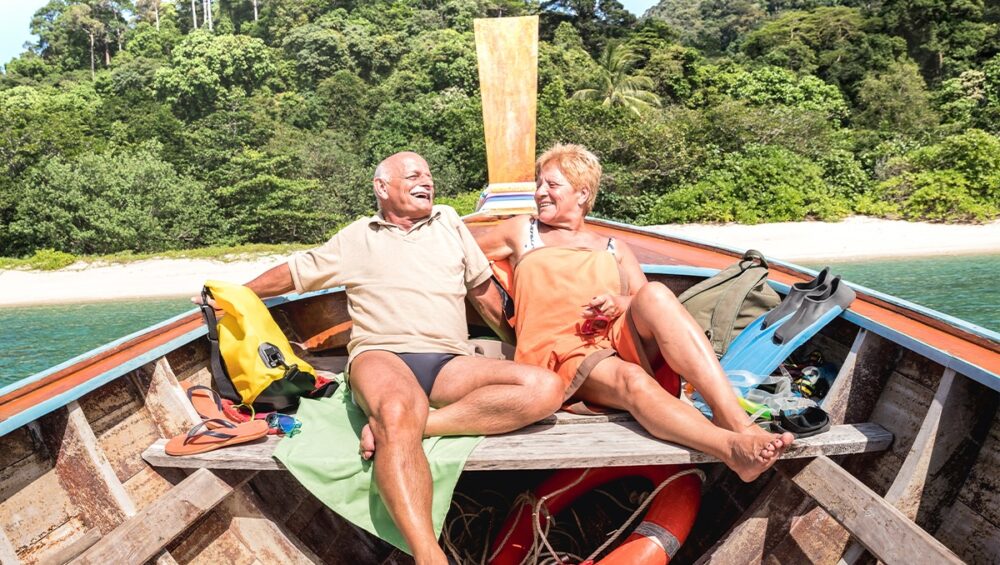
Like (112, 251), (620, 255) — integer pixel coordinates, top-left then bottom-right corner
(200, 280), (319, 411)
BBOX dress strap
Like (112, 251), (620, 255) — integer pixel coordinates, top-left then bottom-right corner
(606, 237), (617, 256)
(523, 218), (545, 251)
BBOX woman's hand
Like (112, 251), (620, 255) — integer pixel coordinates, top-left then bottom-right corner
(582, 294), (630, 320)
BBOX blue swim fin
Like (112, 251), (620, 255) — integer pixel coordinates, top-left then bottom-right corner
(721, 275), (855, 376)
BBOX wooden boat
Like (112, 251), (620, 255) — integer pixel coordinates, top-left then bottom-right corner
(2, 16), (998, 565)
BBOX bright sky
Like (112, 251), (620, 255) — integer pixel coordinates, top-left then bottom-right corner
(0, 0), (661, 68)
(0, 0), (48, 67)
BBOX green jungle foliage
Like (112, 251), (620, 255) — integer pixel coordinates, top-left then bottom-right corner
(2, 0), (999, 259)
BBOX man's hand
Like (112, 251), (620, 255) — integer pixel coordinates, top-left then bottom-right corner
(582, 294), (630, 320)
(191, 294), (216, 307)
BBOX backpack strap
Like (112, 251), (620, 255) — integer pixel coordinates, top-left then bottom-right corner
(198, 286), (242, 403)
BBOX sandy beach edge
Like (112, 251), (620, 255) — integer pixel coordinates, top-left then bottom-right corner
(2, 217), (998, 307)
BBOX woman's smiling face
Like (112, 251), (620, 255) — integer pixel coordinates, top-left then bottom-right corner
(535, 163), (585, 224)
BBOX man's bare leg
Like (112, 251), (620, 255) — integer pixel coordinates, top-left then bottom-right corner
(575, 357), (789, 482)
(628, 282), (792, 452)
(360, 357), (563, 452)
(424, 357), (563, 437)
(350, 351), (446, 565)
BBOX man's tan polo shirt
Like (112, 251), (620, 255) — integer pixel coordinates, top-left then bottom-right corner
(288, 205), (492, 364)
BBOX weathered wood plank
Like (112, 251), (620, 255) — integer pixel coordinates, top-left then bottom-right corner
(143, 423), (892, 471)
(132, 357), (199, 439)
(824, 329), (900, 424)
(778, 455), (963, 564)
(42, 401), (136, 533)
(0, 528), (20, 565)
(70, 469), (252, 565)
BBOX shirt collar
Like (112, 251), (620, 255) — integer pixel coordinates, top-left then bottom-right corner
(369, 208), (442, 231)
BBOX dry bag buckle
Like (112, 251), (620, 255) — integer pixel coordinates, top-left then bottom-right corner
(258, 343), (289, 369)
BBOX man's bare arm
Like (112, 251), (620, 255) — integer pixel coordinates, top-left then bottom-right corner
(245, 263), (296, 298)
(467, 279), (515, 344)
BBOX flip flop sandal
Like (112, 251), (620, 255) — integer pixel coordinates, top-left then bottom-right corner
(184, 383), (250, 425)
(768, 406), (831, 438)
(165, 418), (269, 456)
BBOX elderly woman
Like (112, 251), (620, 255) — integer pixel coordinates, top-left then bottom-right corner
(476, 143), (793, 482)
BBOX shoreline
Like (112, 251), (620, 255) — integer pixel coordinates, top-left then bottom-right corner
(2, 217), (998, 307)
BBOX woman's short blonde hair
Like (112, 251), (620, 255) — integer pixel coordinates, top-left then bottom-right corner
(536, 143), (602, 213)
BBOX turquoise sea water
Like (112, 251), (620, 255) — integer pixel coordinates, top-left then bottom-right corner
(0, 254), (997, 387)
(0, 297), (194, 386)
(802, 253), (1000, 334)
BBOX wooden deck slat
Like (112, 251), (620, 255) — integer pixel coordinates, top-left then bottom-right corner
(71, 469), (251, 565)
(142, 422), (892, 471)
(779, 455), (963, 564)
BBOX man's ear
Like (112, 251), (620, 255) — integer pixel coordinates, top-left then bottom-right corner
(373, 178), (388, 200)
(577, 186), (591, 208)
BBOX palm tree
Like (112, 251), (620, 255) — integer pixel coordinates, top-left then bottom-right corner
(572, 42), (662, 116)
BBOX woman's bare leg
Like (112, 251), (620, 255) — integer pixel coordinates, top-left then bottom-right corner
(575, 357), (790, 482)
(627, 283), (791, 452)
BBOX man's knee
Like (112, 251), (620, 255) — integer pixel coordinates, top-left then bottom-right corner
(370, 396), (428, 439)
(514, 363), (566, 418)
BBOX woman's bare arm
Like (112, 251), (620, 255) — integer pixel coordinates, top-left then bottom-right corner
(473, 215), (529, 262)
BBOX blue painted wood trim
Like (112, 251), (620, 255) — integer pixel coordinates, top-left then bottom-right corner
(0, 287), (343, 437)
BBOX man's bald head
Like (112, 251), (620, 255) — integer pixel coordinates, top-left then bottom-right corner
(374, 151), (426, 181)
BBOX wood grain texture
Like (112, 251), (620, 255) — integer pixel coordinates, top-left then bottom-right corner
(142, 423), (892, 471)
(779, 456), (963, 564)
(474, 16), (537, 185)
(70, 469), (250, 565)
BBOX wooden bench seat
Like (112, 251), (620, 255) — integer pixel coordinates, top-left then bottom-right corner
(142, 416), (892, 471)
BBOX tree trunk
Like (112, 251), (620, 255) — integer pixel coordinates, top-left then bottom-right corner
(154, 3), (160, 30)
(253, 0), (258, 22)
(191, 0), (198, 28)
(89, 32), (95, 80)
(104, 40), (110, 66)
(204, 0), (213, 31)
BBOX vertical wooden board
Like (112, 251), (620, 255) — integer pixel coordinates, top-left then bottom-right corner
(474, 16), (538, 185)
(893, 348), (946, 392)
(94, 407), (163, 482)
(867, 371), (934, 464)
(132, 358), (200, 439)
(39, 402), (137, 536)
(0, 450), (51, 507)
(165, 339), (210, 378)
(164, 508), (230, 563)
(933, 500), (1000, 564)
(122, 466), (177, 511)
(0, 427), (42, 468)
(823, 330), (900, 425)
(0, 469), (75, 550)
(77, 377), (143, 437)
(954, 407), (1000, 527)
(229, 517), (319, 565)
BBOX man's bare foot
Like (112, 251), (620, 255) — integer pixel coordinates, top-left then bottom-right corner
(359, 423), (376, 460)
(724, 430), (795, 482)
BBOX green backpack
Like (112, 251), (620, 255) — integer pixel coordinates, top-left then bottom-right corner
(677, 249), (781, 357)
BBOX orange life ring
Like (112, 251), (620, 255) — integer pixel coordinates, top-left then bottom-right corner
(489, 464), (701, 565)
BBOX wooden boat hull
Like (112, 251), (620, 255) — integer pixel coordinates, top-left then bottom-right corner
(0, 221), (997, 564)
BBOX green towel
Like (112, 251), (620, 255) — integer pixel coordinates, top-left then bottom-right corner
(273, 381), (484, 554)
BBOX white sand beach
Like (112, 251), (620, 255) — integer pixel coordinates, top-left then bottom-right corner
(1, 217), (998, 307)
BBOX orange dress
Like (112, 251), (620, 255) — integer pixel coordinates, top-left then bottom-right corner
(512, 246), (645, 399)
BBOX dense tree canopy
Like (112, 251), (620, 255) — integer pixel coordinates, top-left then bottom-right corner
(1, 0), (998, 257)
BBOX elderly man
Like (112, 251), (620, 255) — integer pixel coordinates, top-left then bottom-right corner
(238, 151), (563, 565)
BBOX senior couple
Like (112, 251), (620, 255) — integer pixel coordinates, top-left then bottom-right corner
(240, 145), (793, 565)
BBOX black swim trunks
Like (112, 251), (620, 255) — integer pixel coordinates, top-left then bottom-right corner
(396, 352), (457, 396)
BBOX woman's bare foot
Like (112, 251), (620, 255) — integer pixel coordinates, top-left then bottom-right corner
(724, 430), (795, 482)
(359, 423), (376, 460)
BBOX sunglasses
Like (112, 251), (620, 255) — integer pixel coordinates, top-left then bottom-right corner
(580, 314), (611, 337)
(266, 413), (302, 436)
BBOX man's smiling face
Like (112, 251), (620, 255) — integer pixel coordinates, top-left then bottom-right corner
(377, 152), (435, 219)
